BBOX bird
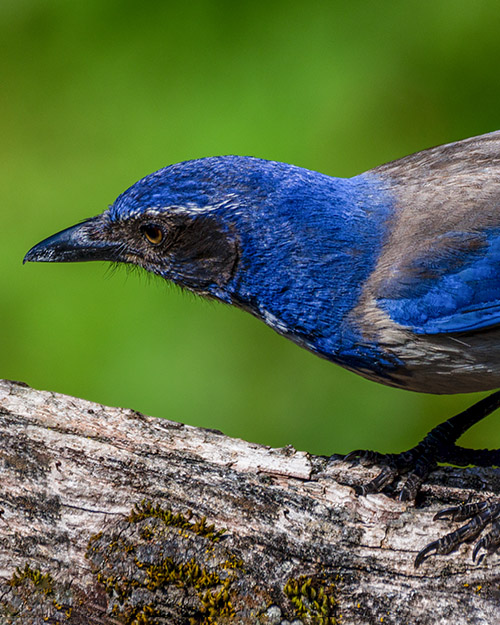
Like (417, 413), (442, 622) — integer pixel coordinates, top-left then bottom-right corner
(24, 130), (500, 566)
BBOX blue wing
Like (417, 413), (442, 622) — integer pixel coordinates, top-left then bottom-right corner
(365, 131), (500, 335)
(377, 229), (500, 334)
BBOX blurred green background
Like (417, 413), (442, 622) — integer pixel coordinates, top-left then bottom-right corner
(2, 0), (500, 456)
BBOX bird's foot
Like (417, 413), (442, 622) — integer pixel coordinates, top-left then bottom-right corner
(344, 391), (500, 566)
(344, 440), (438, 502)
(415, 500), (500, 567)
(345, 392), (500, 502)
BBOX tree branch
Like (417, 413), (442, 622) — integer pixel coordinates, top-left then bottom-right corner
(0, 379), (498, 624)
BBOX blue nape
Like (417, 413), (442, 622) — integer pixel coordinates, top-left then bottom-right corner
(204, 164), (398, 373)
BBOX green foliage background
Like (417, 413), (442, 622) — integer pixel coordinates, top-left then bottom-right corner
(2, 1), (500, 455)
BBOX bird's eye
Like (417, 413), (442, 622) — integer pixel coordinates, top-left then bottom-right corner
(141, 224), (164, 245)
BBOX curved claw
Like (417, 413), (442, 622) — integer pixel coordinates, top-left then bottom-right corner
(399, 486), (417, 503)
(399, 472), (425, 502)
(344, 450), (363, 462)
(434, 506), (462, 521)
(364, 465), (399, 495)
(415, 540), (439, 568)
(434, 500), (492, 523)
(472, 538), (486, 564)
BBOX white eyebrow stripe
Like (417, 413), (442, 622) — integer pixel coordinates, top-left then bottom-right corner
(114, 194), (241, 221)
(142, 195), (241, 217)
(168, 204), (219, 215)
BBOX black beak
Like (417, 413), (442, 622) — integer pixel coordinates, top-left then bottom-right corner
(24, 219), (120, 264)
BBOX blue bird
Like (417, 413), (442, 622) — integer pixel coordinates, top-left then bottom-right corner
(24, 131), (500, 566)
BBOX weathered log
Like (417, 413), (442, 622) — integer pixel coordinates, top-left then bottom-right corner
(0, 378), (499, 624)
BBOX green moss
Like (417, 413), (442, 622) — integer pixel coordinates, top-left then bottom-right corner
(5, 564), (73, 621)
(127, 500), (226, 542)
(196, 579), (235, 624)
(9, 563), (55, 594)
(283, 575), (339, 625)
(86, 500), (242, 625)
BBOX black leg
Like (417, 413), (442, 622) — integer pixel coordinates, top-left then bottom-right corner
(439, 444), (500, 468)
(344, 391), (500, 565)
(345, 391), (500, 500)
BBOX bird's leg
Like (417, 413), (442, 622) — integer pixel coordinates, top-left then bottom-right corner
(345, 390), (500, 500)
(345, 391), (500, 565)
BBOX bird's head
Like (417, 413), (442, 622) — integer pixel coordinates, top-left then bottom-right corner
(23, 156), (290, 300)
(25, 154), (353, 331)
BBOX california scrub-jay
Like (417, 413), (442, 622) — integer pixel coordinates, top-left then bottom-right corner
(24, 131), (500, 566)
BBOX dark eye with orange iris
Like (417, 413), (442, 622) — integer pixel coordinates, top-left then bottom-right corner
(141, 224), (164, 245)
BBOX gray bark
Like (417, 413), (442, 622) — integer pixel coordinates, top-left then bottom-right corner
(0, 378), (499, 625)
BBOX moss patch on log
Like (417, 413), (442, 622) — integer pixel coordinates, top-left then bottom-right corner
(86, 500), (245, 624)
(0, 500), (343, 625)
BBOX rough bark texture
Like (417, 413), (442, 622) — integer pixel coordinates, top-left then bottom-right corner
(0, 378), (499, 625)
